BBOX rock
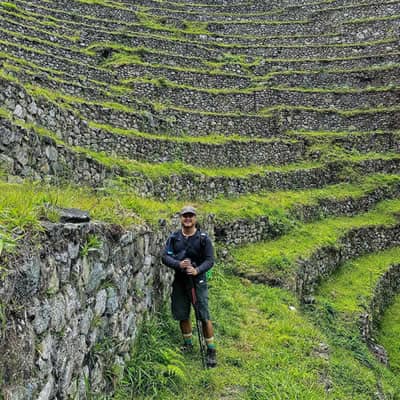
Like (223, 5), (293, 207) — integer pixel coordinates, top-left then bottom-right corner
(94, 289), (107, 316)
(0, 154), (14, 173)
(32, 300), (52, 335)
(80, 308), (93, 335)
(15, 256), (41, 298)
(59, 208), (90, 223)
(106, 287), (119, 315)
(28, 101), (38, 115)
(13, 104), (25, 119)
(50, 293), (66, 332)
(87, 262), (106, 293)
(45, 146), (58, 162)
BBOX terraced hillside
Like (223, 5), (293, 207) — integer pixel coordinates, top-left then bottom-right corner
(1, 0), (400, 399)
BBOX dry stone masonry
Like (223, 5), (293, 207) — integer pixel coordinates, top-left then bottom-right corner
(1, 0), (400, 397)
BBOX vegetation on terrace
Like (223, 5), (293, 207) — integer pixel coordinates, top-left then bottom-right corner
(1, 0), (400, 398)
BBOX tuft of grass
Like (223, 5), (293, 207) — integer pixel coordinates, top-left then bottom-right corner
(114, 311), (187, 399)
(316, 247), (400, 315)
(377, 294), (400, 374)
(0, 1), (17, 10)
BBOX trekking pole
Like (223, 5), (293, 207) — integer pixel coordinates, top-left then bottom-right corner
(189, 277), (207, 369)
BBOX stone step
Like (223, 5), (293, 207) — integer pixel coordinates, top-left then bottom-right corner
(8, 14), (398, 90)
(13, 0), (140, 24)
(127, 0), (396, 15)
(3, 23), (399, 95)
(7, 1), (397, 57)
(0, 37), (115, 84)
(81, 25), (400, 64)
(114, 64), (252, 90)
(8, 2), (399, 66)
(280, 107), (400, 132)
(6, 63), (400, 141)
(212, 176), (400, 245)
(0, 61), (283, 138)
(216, 38), (399, 59)
(316, 247), (400, 314)
(0, 27), (97, 67)
(128, 81), (400, 113)
(11, 0), (184, 37)
(252, 52), (400, 75)
(3, 111), (400, 201)
(316, 246), (400, 364)
(0, 13), (77, 48)
(190, 28), (392, 49)
(292, 131), (400, 156)
(143, 1), (400, 23)
(206, 10), (400, 36)
(7, 64), (400, 137)
(1, 76), (306, 168)
(0, 117), (111, 187)
(261, 64), (400, 88)
(231, 198), (400, 295)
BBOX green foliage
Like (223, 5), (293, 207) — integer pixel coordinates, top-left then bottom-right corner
(0, 2), (17, 10)
(114, 313), (187, 399)
(378, 295), (400, 374)
(232, 198), (400, 278)
(317, 247), (400, 314)
(80, 235), (102, 257)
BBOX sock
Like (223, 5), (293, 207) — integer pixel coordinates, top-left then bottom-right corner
(183, 332), (193, 345)
(205, 336), (216, 349)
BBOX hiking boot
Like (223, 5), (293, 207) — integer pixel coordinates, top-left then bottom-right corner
(180, 343), (194, 353)
(206, 348), (217, 368)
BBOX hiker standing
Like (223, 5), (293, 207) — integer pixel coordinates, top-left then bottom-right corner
(162, 205), (217, 368)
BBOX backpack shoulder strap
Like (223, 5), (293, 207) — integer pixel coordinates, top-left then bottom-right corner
(199, 230), (208, 249)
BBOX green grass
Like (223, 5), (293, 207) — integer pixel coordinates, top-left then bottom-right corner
(113, 264), (400, 399)
(2, 168), (398, 232)
(5, 60), (400, 124)
(231, 199), (400, 281)
(115, 268), (329, 400)
(316, 247), (400, 315)
(255, 62), (400, 82)
(377, 294), (400, 374)
(207, 174), (400, 220)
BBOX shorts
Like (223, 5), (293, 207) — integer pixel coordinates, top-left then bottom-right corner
(171, 278), (210, 321)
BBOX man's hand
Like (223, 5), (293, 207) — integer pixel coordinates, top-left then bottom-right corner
(179, 258), (192, 270)
(185, 266), (198, 276)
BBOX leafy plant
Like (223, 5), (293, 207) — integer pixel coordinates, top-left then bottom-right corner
(80, 235), (102, 257)
(115, 313), (186, 399)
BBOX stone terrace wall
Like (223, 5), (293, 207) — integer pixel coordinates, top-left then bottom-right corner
(360, 263), (400, 365)
(0, 220), (172, 399)
(214, 183), (400, 245)
(0, 213), (213, 400)
(1, 79), (306, 168)
(296, 224), (400, 300)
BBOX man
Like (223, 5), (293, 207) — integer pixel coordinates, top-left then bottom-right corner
(162, 205), (217, 368)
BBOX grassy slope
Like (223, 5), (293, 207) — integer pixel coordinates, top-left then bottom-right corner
(111, 263), (400, 400)
(377, 295), (400, 374)
(231, 199), (400, 282)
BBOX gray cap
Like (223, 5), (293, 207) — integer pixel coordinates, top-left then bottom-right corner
(180, 205), (197, 216)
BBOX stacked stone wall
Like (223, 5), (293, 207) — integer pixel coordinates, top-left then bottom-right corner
(215, 183), (400, 245)
(0, 222), (167, 399)
(0, 79), (307, 168)
(295, 225), (400, 299)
